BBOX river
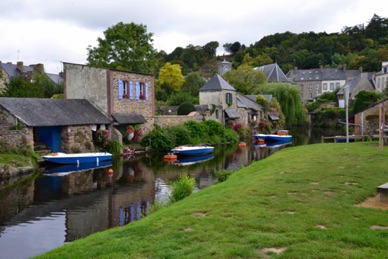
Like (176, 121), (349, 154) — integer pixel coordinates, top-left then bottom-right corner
(0, 127), (340, 259)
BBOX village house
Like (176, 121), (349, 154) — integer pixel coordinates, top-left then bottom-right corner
(374, 61), (388, 93)
(286, 65), (374, 104)
(0, 61), (63, 93)
(353, 98), (388, 137)
(254, 63), (290, 83)
(63, 62), (155, 145)
(0, 98), (111, 153)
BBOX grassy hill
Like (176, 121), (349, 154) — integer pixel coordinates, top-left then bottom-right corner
(37, 142), (388, 258)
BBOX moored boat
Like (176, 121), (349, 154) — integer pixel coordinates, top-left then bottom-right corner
(171, 145), (214, 156)
(42, 152), (113, 164)
(254, 133), (292, 142)
(173, 153), (214, 166)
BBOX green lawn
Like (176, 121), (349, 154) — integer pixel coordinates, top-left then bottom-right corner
(36, 142), (388, 258)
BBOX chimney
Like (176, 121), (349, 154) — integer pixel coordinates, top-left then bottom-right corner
(30, 63), (45, 73)
(17, 61), (24, 73)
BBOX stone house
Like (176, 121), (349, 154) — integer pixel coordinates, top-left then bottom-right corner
(199, 73), (240, 126)
(236, 93), (264, 127)
(374, 61), (388, 93)
(63, 62), (155, 144)
(353, 98), (388, 136)
(0, 61), (63, 93)
(0, 98), (111, 153)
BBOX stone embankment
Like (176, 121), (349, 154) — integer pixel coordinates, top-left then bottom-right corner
(0, 164), (34, 179)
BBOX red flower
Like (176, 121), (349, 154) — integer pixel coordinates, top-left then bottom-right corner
(140, 94), (145, 100)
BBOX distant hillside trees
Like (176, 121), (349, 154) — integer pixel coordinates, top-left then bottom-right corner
(223, 64), (267, 94)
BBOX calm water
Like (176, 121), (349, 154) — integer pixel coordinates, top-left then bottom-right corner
(0, 128), (339, 259)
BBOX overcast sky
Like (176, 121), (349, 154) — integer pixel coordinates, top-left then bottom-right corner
(1, 0), (387, 74)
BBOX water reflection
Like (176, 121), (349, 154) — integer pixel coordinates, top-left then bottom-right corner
(0, 129), (329, 258)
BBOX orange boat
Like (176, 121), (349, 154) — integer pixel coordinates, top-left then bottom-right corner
(238, 142), (246, 148)
(256, 138), (265, 144)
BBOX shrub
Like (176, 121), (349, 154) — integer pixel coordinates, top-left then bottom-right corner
(177, 102), (196, 115)
(170, 174), (196, 203)
(223, 128), (239, 144)
(140, 128), (174, 151)
(169, 125), (191, 146)
(184, 120), (206, 139)
(167, 92), (194, 106)
(203, 120), (225, 136)
(215, 169), (232, 182)
(105, 140), (122, 156)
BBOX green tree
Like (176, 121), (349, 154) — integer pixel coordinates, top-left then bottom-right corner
(181, 72), (205, 97)
(167, 92), (193, 106)
(352, 90), (382, 114)
(1, 73), (63, 98)
(86, 22), (157, 74)
(254, 83), (307, 125)
(202, 41), (219, 58)
(158, 62), (185, 92)
(223, 64), (267, 94)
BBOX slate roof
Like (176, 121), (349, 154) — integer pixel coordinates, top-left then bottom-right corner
(0, 98), (111, 127)
(246, 94), (272, 103)
(286, 67), (348, 82)
(254, 63), (290, 83)
(112, 113), (147, 124)
(224, 108), (240, 119)
(199, 74), (236, 92)
(0, 63), (34, 77)
(237, 93), (263, 111)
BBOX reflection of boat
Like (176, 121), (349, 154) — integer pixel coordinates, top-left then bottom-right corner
(44, 161), (112, 176)
(335, 136), (355, 143)
(265, 140), (293, 148)
(173, 154), (214, 166)
(171, 146), (214, 156)
(254, 134), (292, 142)
(42, 152), (112, 164)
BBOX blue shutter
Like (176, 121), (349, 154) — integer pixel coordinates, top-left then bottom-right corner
(129, 81), (133, 100)
(135, 82), (140, 100)
(118, 80), (123, 99)
(145, 83), (149, 100)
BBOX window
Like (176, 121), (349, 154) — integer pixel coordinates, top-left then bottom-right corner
(226, 93), (232, 105)
(118, 80), (132, 99)
(136, 82), (148, 100)
(323, 83), (327, 90)
(309, 84), (312, 90)
(335, 82), (340, 89)
(330, 83), (334, 90)
(315, 84), (319, 90)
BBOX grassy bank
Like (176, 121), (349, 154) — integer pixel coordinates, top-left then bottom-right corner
(36, 142), (388, 258)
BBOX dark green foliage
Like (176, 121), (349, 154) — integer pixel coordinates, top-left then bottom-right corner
(167, 92), (193, 106)
(307, 91), (338, 112)
(140, 127), (174, 151)
(254, 83), (307, 125)
(105, 140), (122, 156)
(351, 90), (382, 115)
(177, 102), (196, 115)
(184, 121), (206, 139)
(215, 169), (232, 182)
(1, 73), (63, 98)
(168, 125), (191, 146)
(203, 120), (225, 136)
(170, 174), (196, 203)
(181, 72), (205, 98)
(312, 108), (347, 128)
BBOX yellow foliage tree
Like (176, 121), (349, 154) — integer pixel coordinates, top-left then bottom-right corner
(158, 62), (185, 92)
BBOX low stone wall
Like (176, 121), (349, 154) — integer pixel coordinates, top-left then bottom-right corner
(61, 125), (95, 153)
(154, 114), (202, 128)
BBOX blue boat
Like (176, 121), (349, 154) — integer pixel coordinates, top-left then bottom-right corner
(171, 146), (214, 156)
(254, 133), (292, 142)
(42, 152), (112, 164)
(44, 161), (112, 176)
(173, 153), (214, 166)
(335, 136), (355, 143)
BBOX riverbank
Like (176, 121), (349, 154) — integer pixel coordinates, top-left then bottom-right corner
(36, 142), (388, 258)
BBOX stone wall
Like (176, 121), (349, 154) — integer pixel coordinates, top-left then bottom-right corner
(60, 125), (95, 153)
(0, 108), (34, 149)
(354, 99), (388, 135)
(154, 113), (203, 128)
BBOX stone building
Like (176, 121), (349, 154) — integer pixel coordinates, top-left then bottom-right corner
(0, 61), (63, 93)
(374, 61), (388, 93)
(63, 62), (155, 143)
(353, 98), (388, 136)
(199, 73), (240, 126)
(0, 98), (111, 153)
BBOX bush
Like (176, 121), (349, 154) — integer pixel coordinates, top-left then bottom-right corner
(177, 102), (196, 115)
(140, 127), (174, 151)
(167, 92), (193, 106)
(215, 169), (232, 182)
(203, 120), (225, 136)
(169, 125), (191, 146)
(170, 174), (196, 202)
(223, 128), (239, 144)
(105, 140), (122, 156)
(184, 120), (206, 139)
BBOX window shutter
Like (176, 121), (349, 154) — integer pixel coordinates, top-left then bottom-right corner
(135, 82), (140, 100)
(145, 83), (149, 100)
(118, 80), (123, 99)
(129, 81), (133, 99)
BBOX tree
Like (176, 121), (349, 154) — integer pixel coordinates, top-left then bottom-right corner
(352, 90), (382, 114)
(1, 73), (63, 98)
(254, 83), (307, 125)
(202, 41), (219, 58)
(158, 62), (185, 92)
(223, 64), (267, 94)
(86, 22), (157, 74)
(223, 41), (241, 54)
(181, 72), (205, 97)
